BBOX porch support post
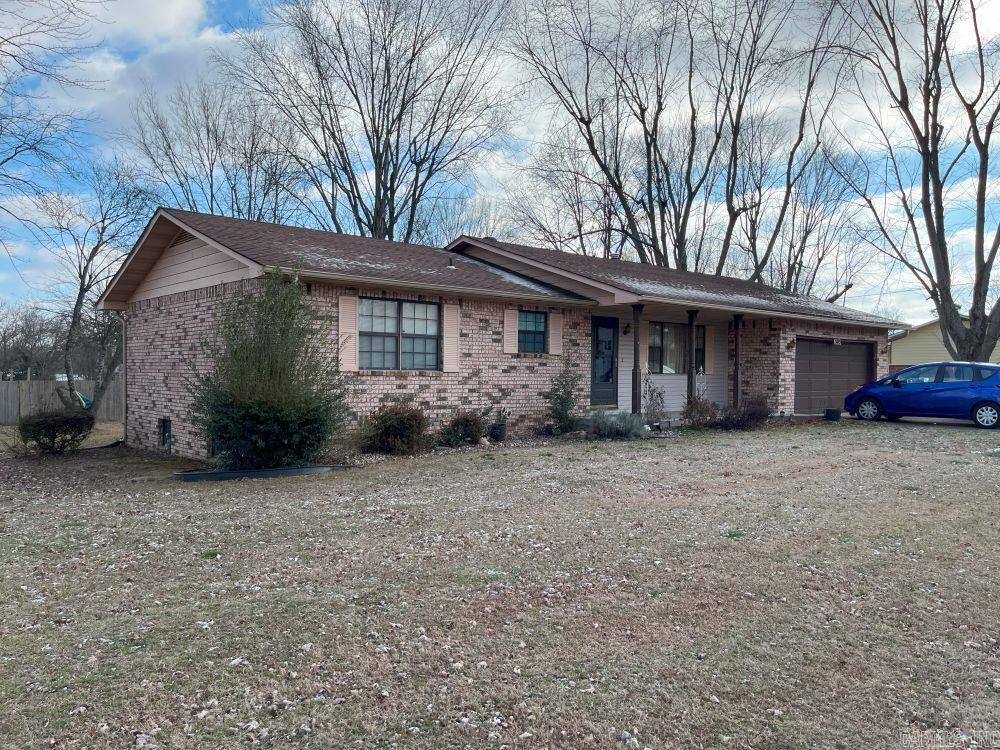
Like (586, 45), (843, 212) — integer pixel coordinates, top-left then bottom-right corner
(686, 309), (699, 403)
(732, 313), (743, 408)
(631, 303), (644, 414)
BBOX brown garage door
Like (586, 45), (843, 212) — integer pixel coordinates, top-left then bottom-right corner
(794, 338), (874, 414)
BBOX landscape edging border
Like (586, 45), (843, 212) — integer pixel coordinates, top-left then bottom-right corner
(173, 465), (349, 482)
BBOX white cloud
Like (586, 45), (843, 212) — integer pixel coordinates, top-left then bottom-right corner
(0, 239), (63, 301)
(43, 25), (241, 137)
(97, 0), (206, 45)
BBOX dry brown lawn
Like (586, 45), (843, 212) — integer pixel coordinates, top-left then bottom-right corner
(1, 420), (998, 749)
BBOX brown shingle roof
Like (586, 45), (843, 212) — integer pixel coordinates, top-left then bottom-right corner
(163, 209), (583, 302)
(469, 237), (900, 327)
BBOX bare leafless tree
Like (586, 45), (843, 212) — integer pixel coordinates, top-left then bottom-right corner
(0, 0), (97, 259)
(32, 159), (155, 409)
(128, 79), (303, 223)
(513, 0), (692, 266)
(509, 130), (628, 257)
(834, 0), (1000, 359)
(737, 148), (870, 297)
(514, 0), (854, 287)
(0, 302), (64, 379)
(711, 1), (846, 282)
(408, 193), (513, 247)
(219, 0), (511, 242)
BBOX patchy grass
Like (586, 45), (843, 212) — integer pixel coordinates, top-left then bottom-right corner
(1, 420), (998, 749)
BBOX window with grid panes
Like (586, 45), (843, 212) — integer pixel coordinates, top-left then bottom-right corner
(517, 310), (547, 353)
(359, 298), (440, 370)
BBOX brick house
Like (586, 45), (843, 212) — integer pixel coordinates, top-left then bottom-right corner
(98, 209), (901, 459)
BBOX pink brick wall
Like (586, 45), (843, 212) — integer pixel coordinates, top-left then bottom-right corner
(727, 317), (889, 414)
(124, 280), (590, 459)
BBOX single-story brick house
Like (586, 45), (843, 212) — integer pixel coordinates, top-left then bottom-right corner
(98, 208), (902, 459)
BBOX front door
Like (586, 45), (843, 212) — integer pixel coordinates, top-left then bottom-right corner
(591, 316), (618, 406)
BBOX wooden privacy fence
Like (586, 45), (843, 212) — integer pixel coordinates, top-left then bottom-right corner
(0, 378), (124, 424)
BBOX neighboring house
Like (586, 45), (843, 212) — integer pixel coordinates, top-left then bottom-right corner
(98, 208), (902, 459)
(889, 318), (999, 373)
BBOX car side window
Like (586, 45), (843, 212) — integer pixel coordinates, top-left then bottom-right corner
(940, 365), (973, 382)
(974, 367), (998, 382)
(897, 365), (938, 384)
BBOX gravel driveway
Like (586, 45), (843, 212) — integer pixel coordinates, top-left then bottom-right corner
(2, 420), (998, 749)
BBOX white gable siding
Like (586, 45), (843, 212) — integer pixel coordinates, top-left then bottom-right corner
(129, 238), (254, 303)
(615, 318), (729, 412)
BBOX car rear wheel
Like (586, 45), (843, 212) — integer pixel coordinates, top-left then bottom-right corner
(973, 402), (999, 429)
(856, 399), (882, 421)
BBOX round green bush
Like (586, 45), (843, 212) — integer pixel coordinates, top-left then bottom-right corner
(18, 409), (95, 455)
(196, 395), (337, 469)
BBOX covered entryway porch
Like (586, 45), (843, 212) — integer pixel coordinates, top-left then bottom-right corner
(588, 303), (751, 417)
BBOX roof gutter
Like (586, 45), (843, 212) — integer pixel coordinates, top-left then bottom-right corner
(284, 267), (596, 305)
(633, 295), (910, 329)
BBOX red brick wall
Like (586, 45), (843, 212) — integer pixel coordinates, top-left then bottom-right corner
(728, 317), (889, 415)
(125, 284), (231, 459)
(124, 280), (590, 459)
(729, 318), (782, 410)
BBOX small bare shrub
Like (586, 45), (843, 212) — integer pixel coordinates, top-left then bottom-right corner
(438, 409), (488, 447)
(358, 404), (430, 455)
(711, 394), (771, 431)
(682, 396), (719, 428)
(642, 373), (668, 426)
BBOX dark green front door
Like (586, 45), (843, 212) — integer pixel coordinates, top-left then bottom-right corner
(591, 316), (618, 406)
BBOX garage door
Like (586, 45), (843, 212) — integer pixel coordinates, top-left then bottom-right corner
(794, 338), (873, 414)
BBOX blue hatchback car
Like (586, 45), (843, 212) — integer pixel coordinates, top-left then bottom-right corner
(844, 362), (1000, 428)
